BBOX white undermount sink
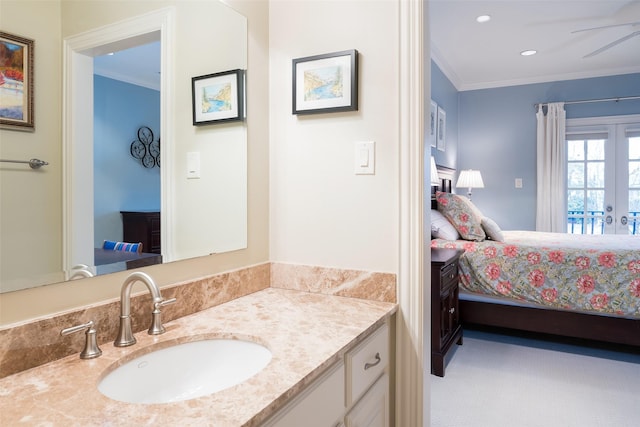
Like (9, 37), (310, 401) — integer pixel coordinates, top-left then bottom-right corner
(98, 338), (272, 404)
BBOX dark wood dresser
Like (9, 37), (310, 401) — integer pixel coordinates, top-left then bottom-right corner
(120, 211), (161, 254)
(431, 247), (464, 377)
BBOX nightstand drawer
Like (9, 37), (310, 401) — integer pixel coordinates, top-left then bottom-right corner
(440, 261), (458, 292)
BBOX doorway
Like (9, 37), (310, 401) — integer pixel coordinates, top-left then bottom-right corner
(62, 9), (174, 277)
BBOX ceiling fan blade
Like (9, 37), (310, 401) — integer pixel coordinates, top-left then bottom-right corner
(583, 30), (640, 58)
(572, 21), (640, 33)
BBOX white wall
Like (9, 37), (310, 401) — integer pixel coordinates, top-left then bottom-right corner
(269, 0), (399, 273)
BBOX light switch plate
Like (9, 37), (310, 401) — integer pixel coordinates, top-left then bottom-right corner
(187, 152), (201, 179)
(515, 178), (523, 188)
(354, 141), (375, 175)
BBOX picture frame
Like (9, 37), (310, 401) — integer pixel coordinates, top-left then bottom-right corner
(429, 100), (437, 147)
(192, 69), (245, 126)
(0, 31), (34, 131)
(437, 106), (446, 151)
(292, 49), (358, 115)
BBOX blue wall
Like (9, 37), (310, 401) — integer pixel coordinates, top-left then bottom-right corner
(431, 61), (640, 231)
(94, 75), (160, 247)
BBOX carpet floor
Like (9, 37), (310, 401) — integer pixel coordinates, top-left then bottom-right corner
(430, 328), (640, 427)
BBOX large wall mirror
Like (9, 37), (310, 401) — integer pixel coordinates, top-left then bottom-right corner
(0, 1), (247, 298)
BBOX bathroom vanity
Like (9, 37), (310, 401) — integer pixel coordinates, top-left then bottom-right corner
(263, 322), (390, 427)
(0, 288), (396, 426)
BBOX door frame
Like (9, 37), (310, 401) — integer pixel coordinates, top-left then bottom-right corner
(62, 8), (175, 276)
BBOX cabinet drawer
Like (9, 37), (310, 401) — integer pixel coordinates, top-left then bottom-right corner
(345, 373), (389, 427)
(440, 261), (458, 292)
(264, 362), (345, 427)
(346, 323), (389, 406)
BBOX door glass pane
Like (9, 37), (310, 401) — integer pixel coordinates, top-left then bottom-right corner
(567, 190), (584, 210)
(567, 163), (584, 187)
(587, 139), (605, 160)
(630, 161), (640, 187)
(587, 162), (604, 187)
(586, 190), (604, 211)
(567, 189), (585, 234)
(586, 190), (604, 234)
(568, 140), (585, 160)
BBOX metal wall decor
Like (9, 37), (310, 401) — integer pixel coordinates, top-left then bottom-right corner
(130, 126), (160, 168)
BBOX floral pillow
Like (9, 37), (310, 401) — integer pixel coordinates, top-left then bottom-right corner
(435, 191), (486, 241)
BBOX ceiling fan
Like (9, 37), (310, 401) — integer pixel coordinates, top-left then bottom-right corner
(571, 20), (640, 58)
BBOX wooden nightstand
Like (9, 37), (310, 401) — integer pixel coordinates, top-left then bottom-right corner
(431, 247), (464, 377)
(121, 211), (161, 254)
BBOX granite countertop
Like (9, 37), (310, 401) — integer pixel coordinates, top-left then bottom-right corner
(0, 288), (397, 426)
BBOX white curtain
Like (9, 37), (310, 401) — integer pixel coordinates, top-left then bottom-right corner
(536, 102), (566, 232)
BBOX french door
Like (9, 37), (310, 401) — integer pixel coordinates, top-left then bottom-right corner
(566, 115), (640, 235)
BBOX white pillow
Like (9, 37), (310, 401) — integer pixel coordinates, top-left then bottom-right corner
(482, 216), (504, 242)
(431, 209), (460, 240)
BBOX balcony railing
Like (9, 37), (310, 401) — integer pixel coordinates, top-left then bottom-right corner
(567, 210), (640, 235)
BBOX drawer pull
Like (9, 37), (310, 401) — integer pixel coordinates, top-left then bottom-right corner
(449, 307), (455, 314)
(364, 352), (381, 370)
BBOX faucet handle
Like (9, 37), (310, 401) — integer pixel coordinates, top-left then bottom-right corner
(157, 297), (177, 308)
(61, 320), (102, 359)
(148, 298), (177, 335)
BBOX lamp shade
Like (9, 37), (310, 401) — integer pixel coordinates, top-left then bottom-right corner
(430, 156), (439, 185)
(456, 169), (484, 189)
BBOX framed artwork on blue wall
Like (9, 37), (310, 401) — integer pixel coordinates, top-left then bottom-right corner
(437, 106), (446, 151)
(430, 100), (437, 147)
(192, 69), (245, 125)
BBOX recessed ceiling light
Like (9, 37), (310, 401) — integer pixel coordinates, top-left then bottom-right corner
(520, 50), (537, 56)
(476, 15), (491, 23)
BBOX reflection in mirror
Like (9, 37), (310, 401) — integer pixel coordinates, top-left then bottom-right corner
(0, 1), (248, 295)
(93, 41), (161, 276)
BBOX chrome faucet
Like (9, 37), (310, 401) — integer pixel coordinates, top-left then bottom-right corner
(114, 272), (176, 347)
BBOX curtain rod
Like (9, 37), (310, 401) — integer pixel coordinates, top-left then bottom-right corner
(534, 95), (640, 109)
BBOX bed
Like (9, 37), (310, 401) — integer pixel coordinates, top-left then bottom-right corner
(430, 166), (640, 347)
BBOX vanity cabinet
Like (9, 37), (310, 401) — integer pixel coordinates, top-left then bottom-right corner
(120, 211), (161, 254)
(263, 322), (390, 427)
(263, 362), (345, 427)
(344, 374), (389, 427)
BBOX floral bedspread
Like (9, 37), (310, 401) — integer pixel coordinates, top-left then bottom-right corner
(431, 231), (640, 318)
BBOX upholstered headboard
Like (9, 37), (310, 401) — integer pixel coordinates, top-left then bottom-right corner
(431, 165), (455, 209)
